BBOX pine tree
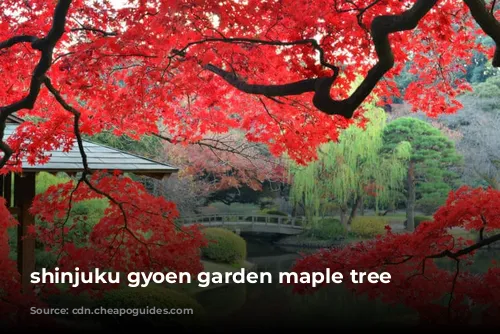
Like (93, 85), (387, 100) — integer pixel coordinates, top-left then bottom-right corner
(382, 117), (463, 231)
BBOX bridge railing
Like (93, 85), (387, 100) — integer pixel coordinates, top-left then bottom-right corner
(175, 214), (306, 227)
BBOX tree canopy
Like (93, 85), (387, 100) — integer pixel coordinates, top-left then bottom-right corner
(2, 0), (500, 326)
(1, 0), (500, 169)
(382, 117), (462, 228)
(289, 105), (409, 226)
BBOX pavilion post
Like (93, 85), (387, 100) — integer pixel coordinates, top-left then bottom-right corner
(14, 172), (36, 293)
(2, 172), (12, 206)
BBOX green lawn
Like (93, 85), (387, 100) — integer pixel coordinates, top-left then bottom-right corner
(449, 228), (479, 241)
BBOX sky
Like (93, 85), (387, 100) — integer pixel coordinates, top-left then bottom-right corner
(110, 0), (128, 8)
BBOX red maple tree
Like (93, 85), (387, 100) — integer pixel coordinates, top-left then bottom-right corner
(291, 186), (500, 324)
(162, 131), (286, 195)
(1, 0), (500, 325)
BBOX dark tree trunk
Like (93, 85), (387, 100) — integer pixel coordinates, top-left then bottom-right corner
(340, 205), (348, 229)
(360, 195), (365, 216)
(380, 209), (392, 216)
(347, 196), (363, 226)
(406, 160), (416, 231)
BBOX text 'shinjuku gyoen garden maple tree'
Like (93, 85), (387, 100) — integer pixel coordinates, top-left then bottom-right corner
(1, 0), (500, 325)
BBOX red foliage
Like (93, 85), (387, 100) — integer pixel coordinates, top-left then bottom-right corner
(164, 131), (286, 194)
(0, 0), (486, 169)
(29, 172), (207, 294)
(0, 0), (498, 326)
(0, 198), (21, 314)
(290, 186), (500, 324)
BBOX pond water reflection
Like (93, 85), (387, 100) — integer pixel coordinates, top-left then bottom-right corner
(195, 237), (500, 329)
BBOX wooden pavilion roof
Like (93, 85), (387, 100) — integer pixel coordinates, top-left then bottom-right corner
(4, 115), (178, 179)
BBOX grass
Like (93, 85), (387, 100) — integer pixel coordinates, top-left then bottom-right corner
(449, 228), (479, 241)
(373, 216), (406, 225)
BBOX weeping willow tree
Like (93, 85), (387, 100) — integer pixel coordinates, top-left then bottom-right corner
(289, 105), (411, 228)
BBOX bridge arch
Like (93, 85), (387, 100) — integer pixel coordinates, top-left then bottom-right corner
(176, 214), (306, 236)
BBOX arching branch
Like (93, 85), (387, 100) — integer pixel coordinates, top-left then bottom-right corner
(203, 64), (319, 96)
(173, 37), (338, 72)
(0, 35), (38, 50)
(199, 0), (439, 119)
(196, 0), (500, 120)
(0, 0), (72, 169)
(42, 76), (90, 173)
(464, 0), (500, 67)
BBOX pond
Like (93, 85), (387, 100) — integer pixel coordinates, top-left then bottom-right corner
(195, 236), (500, 329)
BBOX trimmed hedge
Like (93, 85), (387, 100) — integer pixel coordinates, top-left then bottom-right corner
(307, 218), (346, 240)
(96, 285), (204, 328)
(35, 172), (109, 248)
(414, 215), (433, 229)
(201, 227), (247, 264)
(262, 209), (288, 216)
(36, 173), (109, 228)
(416, 195), (446, 216)
(351, 216), (388, 238)
(404, 216), (433, 229)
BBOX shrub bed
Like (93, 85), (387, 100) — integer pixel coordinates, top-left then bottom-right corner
(414, 215), (433, 229)
(307, 218), (346, 240)
(201, 227), (247, 264)
(351, 216), (388, 238)
(262, 209), (288, 216)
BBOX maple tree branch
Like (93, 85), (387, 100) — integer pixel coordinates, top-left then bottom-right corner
(43, 75), (173, 270)
(80, 177), (156, 262)
(385, 255), (414, 266)
(70, 26), (117, 37)
(407, 257), (430, 281)
(81, 176), (191, 269)
(196, 0), (438, 119)
(337, 0), (384, 32)
(59, 178), (84, 247)
(463, 0), (500, 66)
(173, 37), (338, 73)
(257, 97), (289, 134)
(480, 214), (487, 240)
(426, 231), (500, 260)
(27, 78), (196, 267)
(204, 64), (321, 97)
(37, 178), (86, 277)
(0, 0), (72, 169)
(187, 0), (500, 120)
(0, 35), (38, 50)
(153, 132), (282, 166)
(152, 133), (174, 143)
(28, 85), (108, 262)
(42, 76), (90, 173)
(448, 258), (460, 320)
